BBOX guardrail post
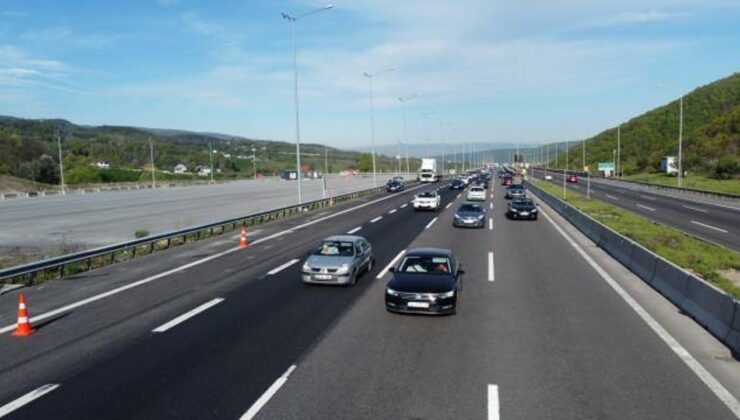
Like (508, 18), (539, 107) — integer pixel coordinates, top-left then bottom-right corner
(59, 264), (65, 279)
(87, 258), (92, 271)
(110, 251), (116, 265)
(132, 246), (137, 258)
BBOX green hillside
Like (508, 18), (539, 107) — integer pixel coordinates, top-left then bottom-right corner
(552, 72), (740, 180)
(0, 116), (416, 185)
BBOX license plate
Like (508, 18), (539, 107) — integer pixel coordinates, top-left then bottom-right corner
(314, 274), (332, 280)
(464, 220), (475, 224)
(520, 212), (529, 216)
(407, 302), (430, 308)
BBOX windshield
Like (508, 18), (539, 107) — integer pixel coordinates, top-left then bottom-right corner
(513, 199), (534, 206)
(398, 255), (451, 274)
(508, 185), (524, 190)
(314, 241), (354, 256)
(418, 192), (436, 198)
(459, 204), (483, 212)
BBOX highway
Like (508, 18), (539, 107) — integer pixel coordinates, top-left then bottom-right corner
(0, 180), (739, 419)
(0, 174), (406, 262)
(531, 169), (740, 251)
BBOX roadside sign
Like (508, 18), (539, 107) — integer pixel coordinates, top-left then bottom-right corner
(598, 162), (615, 171)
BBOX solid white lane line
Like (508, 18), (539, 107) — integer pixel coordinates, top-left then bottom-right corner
(445, 202), (452, 209)
(267, 258), (300, 275)
(540, 209), (740, 417)
(488, 384), (500, 420)
(346, 226), (362, 235)
(636, 203), (656, 212)
(240, 365), (296, 420)
(370, 216), (383, 223)
(401, 203), (408, 208)
(606, 194), (618, 200)
(0, 384), (60, 418)
(489, 218), (493, 230)
(0, 184), (429, 336)
(488, 252), (495, 282)
(425, 217), (438, 230)
(683, 205), (708, 213)
(690, 220), (728, 233)
(388, 209), (397, 214)
(152, 298), (224, 333)
(640, 195), (657, 201)
(376, 249), (406, 279)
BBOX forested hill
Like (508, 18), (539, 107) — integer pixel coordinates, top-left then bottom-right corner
(558, 72), (740, 179)
(0, 116), (403, 185)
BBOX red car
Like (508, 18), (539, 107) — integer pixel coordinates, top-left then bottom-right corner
(503, 177), (513, 186)
(567, 174), (578, 183)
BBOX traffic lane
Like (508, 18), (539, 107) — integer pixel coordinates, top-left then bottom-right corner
(535, 172), (739, 250)
(5, 185), (458, 419)
(0, 183), (426, 326)
(0, 185), (432, 405)
(258, 180), (735, 420)
(257, 183), (497, 420)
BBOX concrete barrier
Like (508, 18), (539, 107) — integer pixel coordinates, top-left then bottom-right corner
(526, 180), (740, 355)
(683, 277), (736, 340)
(628, 245), (657, 282)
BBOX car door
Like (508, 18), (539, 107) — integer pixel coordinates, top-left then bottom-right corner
(362, 240), (373, 267)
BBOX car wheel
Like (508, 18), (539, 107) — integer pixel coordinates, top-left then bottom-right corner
(366, 258), (374, 273)
(349, 270), (357, 286)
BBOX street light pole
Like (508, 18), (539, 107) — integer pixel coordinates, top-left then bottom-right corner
(149, 138), (156, 189)
(282, 4), (333, 204)
(678, 95), (684, 187)
(252, 147), (258, 179)
(56, 130), (65, 195)
(363, 67), (395, 187)
(617, 124), (621, 179)
(209, 142), (215, 183)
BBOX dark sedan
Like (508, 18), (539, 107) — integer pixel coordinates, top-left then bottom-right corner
(450, 178), (466, 190)
(386, 181), (404, 192)
(507, 198), (539, 220)
(385, 248), (464, 315)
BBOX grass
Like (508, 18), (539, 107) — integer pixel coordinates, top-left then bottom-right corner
(623, 173), (740, 195)
(532, 179), (740, 299)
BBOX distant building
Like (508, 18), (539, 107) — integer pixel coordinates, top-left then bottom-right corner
(222, 153), (231, 158)
(94, 161), (110, 169)
(660, 156), (678, 174)
(195, 165), (212, 176)
(174, 163), (188, 174)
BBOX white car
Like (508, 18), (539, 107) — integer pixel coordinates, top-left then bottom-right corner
(544, 175), (553, 180)
(413, 191), (441, 211)
(467, 186), (486, 201)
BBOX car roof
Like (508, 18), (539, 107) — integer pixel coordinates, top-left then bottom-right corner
(405, 247), (454, 257)
(323, 235), (363, 242)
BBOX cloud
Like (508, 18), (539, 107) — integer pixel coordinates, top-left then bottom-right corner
(20, 27), (116, 48)
(581, 10), (688, 27)
(181, 11), (226, 36)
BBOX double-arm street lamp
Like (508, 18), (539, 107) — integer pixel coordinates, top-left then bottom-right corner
(363, 68), (395, 187)
(281, 4), (333, 204)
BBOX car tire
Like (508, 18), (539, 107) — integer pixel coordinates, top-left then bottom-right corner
(349, 270), (357, 286)
(366, 257), (374, 274)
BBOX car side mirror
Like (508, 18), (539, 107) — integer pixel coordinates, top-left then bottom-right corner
(388, 267), (396, 273)
(458, 269), (466, 275)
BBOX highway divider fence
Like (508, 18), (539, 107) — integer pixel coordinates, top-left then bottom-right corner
(525, 180), (740, 356)
(0, 183), (405, 287)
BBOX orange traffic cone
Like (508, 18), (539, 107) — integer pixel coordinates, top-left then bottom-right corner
(12, 294), (34, 336)
(239, 226), (248, 249)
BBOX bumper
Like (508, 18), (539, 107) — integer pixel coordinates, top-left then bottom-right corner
(508, 211), (537, 220)
(453, 218), (485, 227)
(302, 272), (353, 285)
(467, 196), (485, 201)
(414, 203), (438, 210)
(385, 297), (456, 315)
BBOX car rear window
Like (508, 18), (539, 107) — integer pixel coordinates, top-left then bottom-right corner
(418, 192), (436, 198)
(398, 255), (451, 274)
(315, 241), (354, 256)
(471, 187), (484, 192)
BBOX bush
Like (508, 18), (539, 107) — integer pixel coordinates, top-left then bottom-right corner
(135, 229), (150, 238)
(65, 166), (100, 184)
(713, 156), (740, 179)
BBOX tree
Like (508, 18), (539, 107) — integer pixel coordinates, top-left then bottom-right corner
(356, 153), (373, 172)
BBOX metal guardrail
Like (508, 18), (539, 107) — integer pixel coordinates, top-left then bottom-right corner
(528, 167), (740, 201)
(0, 183), (403, 286)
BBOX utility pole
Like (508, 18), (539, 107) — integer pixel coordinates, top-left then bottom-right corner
(617, 124), (621, 179)
(149, 138), (156, 189)
(324, 146), (329, 175)
(209, 142), (215, 183)
(56, 130), (65, 195)
(252, 146), (258, 178)
(678, 96), (684, 187)
(563, 140), (568, 199)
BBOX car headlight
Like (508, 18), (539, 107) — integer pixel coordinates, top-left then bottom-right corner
(336, 264), (350, 275)
(438, 290), (455, 298)
(302, 262), (311, 272)
(510, 208), (518, 212)
(531, 208), (538, 212)
(477, 214), (485, 220)
(454, 214), (461, 219)
(386, 287), (400, 296)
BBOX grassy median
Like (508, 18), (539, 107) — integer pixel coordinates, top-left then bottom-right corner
(623, 173), (740, 195)
(531, 179), (740, 299)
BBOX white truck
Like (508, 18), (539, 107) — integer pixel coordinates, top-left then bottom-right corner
(418, 158), (440, 183)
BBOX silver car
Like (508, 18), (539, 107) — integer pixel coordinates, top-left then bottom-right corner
(302, 235), (374, 286)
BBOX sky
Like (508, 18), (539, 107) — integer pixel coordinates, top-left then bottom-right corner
(0, 0), (739, 149)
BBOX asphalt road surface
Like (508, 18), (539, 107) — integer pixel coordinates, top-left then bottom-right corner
(531, 169), (740, 251)
(0, 174), (410, 258)
(0, 180), (738, 419)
